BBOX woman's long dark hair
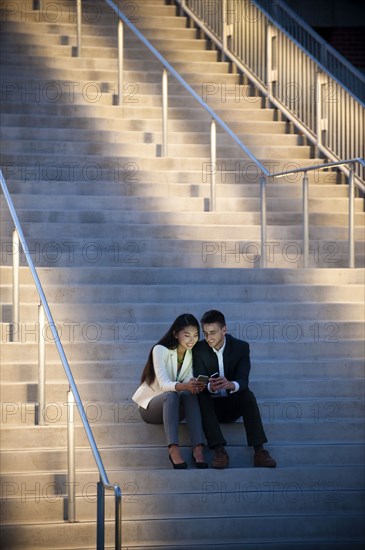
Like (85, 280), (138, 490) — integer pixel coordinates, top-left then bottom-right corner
(140, 313), (200, 385)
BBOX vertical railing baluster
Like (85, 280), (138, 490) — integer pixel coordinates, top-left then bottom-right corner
(114, 485), (122, 550)
(302, 172), (309, 268)
(260, 175), (267, 268)
(348, 167), (355, 268)
(210, 119), (216, 211)
(162, 69), (168, 157)
(38, 303), (46, 425)
(97, 479), (105, 550)
(118, 19), (124, 105)
(76, 0), (82, 57)
(67, 389), (76, 522)
(12, 229), (20, 341)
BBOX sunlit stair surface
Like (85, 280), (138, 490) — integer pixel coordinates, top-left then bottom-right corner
(0, 0), (364, 549)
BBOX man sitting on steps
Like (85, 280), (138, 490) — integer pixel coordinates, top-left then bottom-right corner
(193, 309), (277, 469)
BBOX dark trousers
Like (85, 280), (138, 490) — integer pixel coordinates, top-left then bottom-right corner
(198, 388), (268, 449)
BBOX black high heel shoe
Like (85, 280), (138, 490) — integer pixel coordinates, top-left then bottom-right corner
(192, 452), (208, 469)
(169, 455), (187, 470)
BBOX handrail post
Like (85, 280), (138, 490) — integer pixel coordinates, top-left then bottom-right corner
(266, 24), (277, 106)
(315, 71), (327, 157)
(162, 68), (168, 157)
(97, 479), (105, 550)
(12, 229), (20, 341)
(302, 172), (309, 268)
(114, 485), (122, 550)
(76, 0), (82, 57)
(38, 303), (46, 425)
(348, 167), (355, 268)
(222, 0), (227, 58)
(260, 175), (267, 268)
(67, 389), (76, 522)
(210, 119), (216, 211)
(118, 19), (124, 105)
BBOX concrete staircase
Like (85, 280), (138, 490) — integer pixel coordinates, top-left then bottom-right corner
(1, 0), (364, 548)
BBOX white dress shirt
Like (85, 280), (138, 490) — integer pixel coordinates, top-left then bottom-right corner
(208, 338), (239, 396)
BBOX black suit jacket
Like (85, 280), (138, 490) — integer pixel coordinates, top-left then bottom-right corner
(192, 334), (251, 394)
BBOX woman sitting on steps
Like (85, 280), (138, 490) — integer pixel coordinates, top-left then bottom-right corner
(132, 313), (207, 469)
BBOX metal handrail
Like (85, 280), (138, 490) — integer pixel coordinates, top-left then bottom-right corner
(260, 158), (365, 268)
(176, 0), (365, 188)
(103, 0), (270, 185)
(253, 0), (365, 102)
(0, 170), (122, 550)
(101, 0), (363, 269)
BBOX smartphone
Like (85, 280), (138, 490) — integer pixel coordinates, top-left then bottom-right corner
(210, 372), (220, 379)
(197, 375), (209, 384)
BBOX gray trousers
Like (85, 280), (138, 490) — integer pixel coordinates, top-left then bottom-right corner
(139, 391), (205, 448)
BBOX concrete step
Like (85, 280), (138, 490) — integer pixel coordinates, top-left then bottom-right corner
(0, 178), (350, 198)
(2, 191), (362, 213)
(0, 88), (263, 111)
(1, 164), (342, 187)
(1, 126), (302, 148)
(0, 42), (221, 64)
(0, 31), (210, 53)
(1, 51), (234, 76)
(2, 317), (363, 342)
(1, 358), (364, 382)
(0, 100), (275, 122)
(1, 288), (363, 318)
(1, 396), (363, 426)
(1, 420), (364, 449)
(1, 479), (363, 522)
(0, 466), (363, 498)
(0, 152), (344, 176)
(0, 79), (261, 111)
(1, 222), (364, 244)
(1, 281), (363, 303)
(0, 112), (290, 136)
(2, 368), (364, 408)
(1, 339), (364, 363)
(0, 63), (240, 85)
(0, 8), (189, 27)
(2, 220), (364, 245)
(0, 239), (363, 269)
(0, 138), (312, 160)
(1, 266), (364, 285)
(0, 508), (363, 549)
(0, 20), (203, 42)
(2, 375), (364, 403)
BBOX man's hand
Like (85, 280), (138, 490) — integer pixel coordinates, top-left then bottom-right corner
(209, 376), (235, 392)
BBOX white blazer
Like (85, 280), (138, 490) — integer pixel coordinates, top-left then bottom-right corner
(132, 344), (193, 409)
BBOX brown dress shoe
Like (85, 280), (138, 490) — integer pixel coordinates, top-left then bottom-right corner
(212, 446), (229, 469)
(254, 448), (277, 468)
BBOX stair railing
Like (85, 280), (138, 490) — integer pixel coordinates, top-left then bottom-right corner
(0, 170), (122, 550)
(176, 0), (365, 186)
(101, 0), (271, 214)
(98, 1), (363, 268)
(32, 1), (363, 268)
(260, 157), (365, 268)
(244, 0), (365, 101)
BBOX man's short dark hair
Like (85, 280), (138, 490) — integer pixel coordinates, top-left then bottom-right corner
(200, 310), (226, 328)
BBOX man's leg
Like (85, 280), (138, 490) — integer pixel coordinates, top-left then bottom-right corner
(198, 391), (226, 448)
(233, 389), (267, 447)
(214, 390), (276, 468)
(197, 391), (229, 468)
